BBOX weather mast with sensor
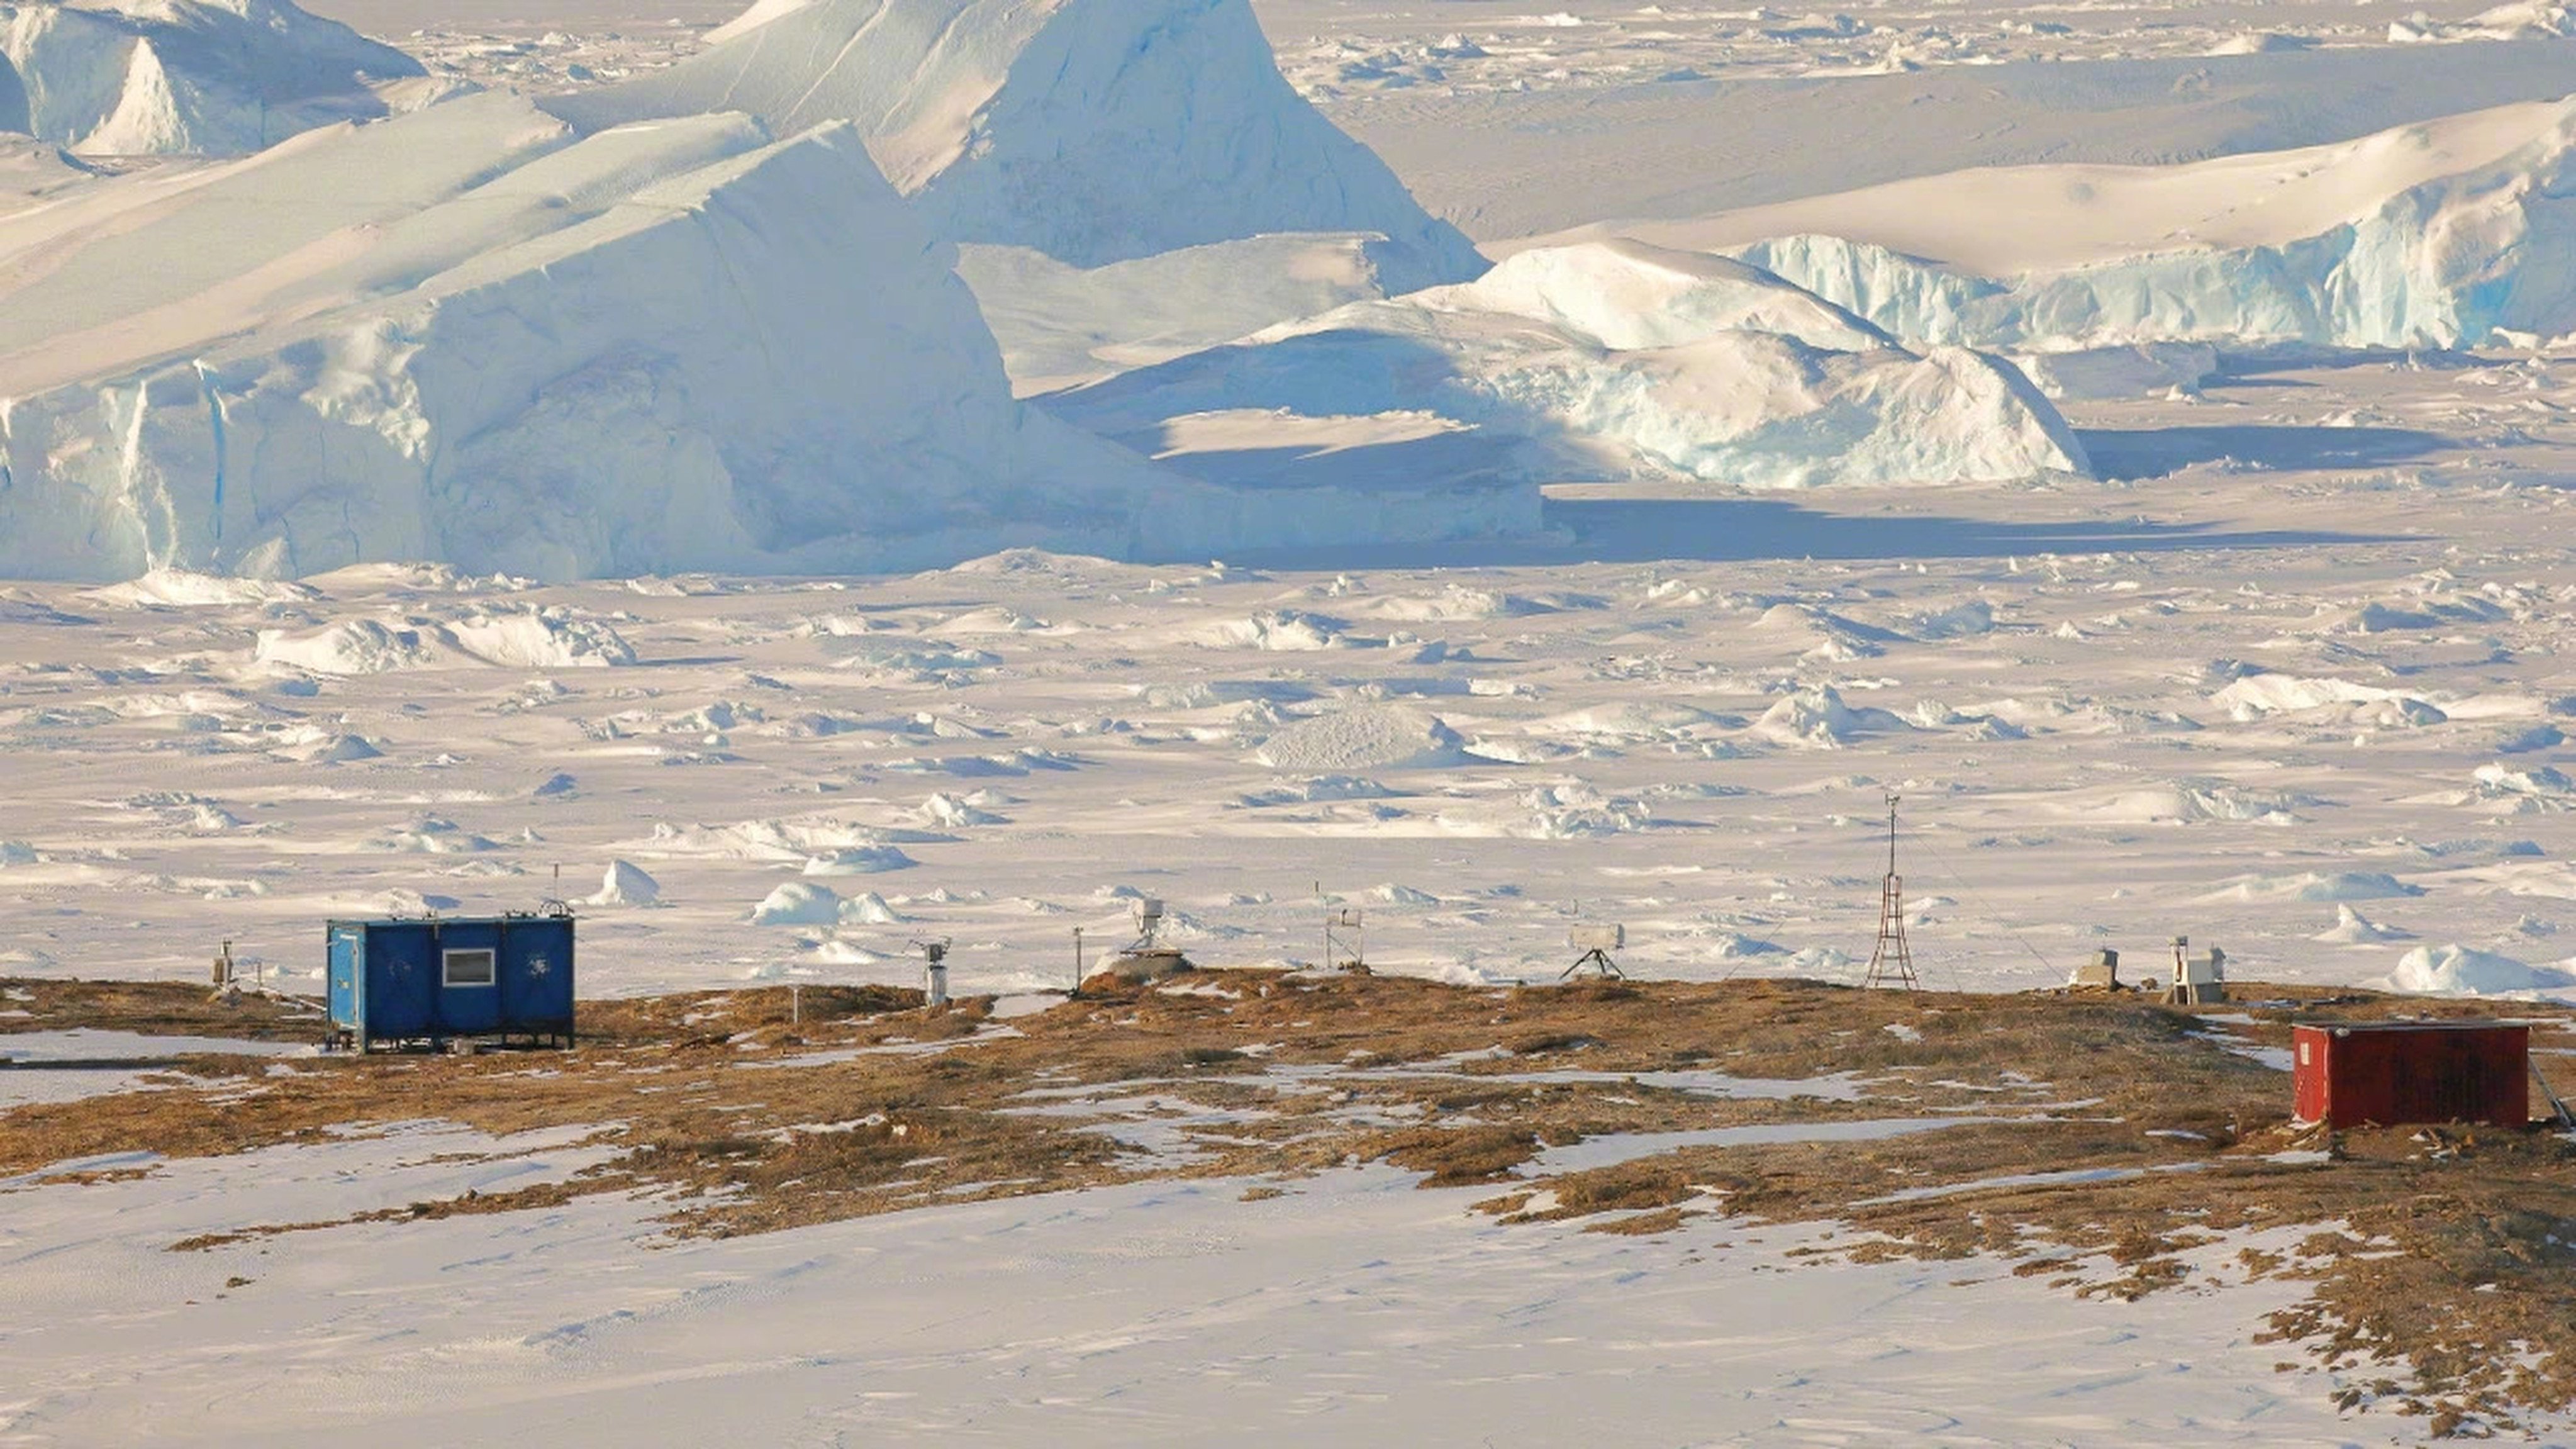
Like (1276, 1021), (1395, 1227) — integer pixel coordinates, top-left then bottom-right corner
(1863, 792), (1920, 991)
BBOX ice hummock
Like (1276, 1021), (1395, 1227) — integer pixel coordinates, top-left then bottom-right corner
(2375, 943), (2576, 995)
(586, 861), (662, 907)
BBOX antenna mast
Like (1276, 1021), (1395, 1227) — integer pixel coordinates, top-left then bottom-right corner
(1863, 793), (1919, 990)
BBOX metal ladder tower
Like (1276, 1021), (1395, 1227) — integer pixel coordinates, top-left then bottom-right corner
(1863, 793), (1920, 991)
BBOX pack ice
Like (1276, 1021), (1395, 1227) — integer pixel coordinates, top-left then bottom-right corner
(0, 0), (425, 156)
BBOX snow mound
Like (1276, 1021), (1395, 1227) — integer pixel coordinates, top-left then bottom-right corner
(2315, 904), (2409, 944)
(752, 880), (842, 926)
(1905, 600), (1997, 640)
(841, 891), (905, 924)
(2390, 3), (2576, 43)
(446, 613), (637, 669)
(0, 0), (427, 157)
(1202, 612), (1347, 651)
(548, 0), (1483, 283)
(584, 859), (661, 907)
(1351, 586), (1592, 623)
(2069, 784), (2308, 825)
(257, 613), (635, 671)
(636, 816), (920, 862)
(254, 620), (437, 675)
(1253, 705), (1468, 771)
(1238, 775), (1393, 806)
(2212, 674), (2445, 728)
(1746, 603), (1884, 661)
(1529, 702), (1737, 742)
(372, 815), (498, 854)
(268, 726), (381, 762)
(362, 887), (458, 915)
(920, 793), (1005, 827)
(800, 847), (918, 875)
(1522, 783), (1651, 837)
(1754, 685), (1907, 747)
(2473, 763), (2576, 806)
(85, 569), (319, 607)
(2378, 943), (2576, 995)
(2218, 870), (2426, 903)
(1056, 240), (2088, 491)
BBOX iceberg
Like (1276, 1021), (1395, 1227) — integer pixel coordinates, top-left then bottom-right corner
(1052, 239), (2090, 490)
(546, 0), (1486, 284)
(0, 0), (428, 156)
(1724, 97), (2576, 354)
(0, 91), (1529, 581)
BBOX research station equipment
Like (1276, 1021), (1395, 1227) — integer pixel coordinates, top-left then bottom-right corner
(1562, 923), (1625, 980)
(325, 907), (576, 1052)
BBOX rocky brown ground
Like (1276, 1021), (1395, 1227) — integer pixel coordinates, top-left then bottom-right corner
(6, 971), (2574, 1435)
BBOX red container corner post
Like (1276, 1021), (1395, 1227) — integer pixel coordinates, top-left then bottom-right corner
(2291, 1021), (2530, 1129)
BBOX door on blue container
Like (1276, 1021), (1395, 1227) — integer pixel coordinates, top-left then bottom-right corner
(327, 926), (364, 1032)
(370, 926), (440, 1039)
(499, 921), (573, 1031)
(433, 920), (505, 1035)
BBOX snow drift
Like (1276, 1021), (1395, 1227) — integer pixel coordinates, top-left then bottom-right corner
(0, 0), (427, 156)
(1051, 238), (2089, 490)
(545, 0), (1484, 286)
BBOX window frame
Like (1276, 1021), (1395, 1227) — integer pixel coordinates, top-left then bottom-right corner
(442, 947), (498, 989)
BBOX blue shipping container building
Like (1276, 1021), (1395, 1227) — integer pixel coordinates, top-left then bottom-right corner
(326, 913), (576, 1051)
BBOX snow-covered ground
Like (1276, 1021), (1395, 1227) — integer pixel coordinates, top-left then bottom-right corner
(0, 1134), (2351, 1446)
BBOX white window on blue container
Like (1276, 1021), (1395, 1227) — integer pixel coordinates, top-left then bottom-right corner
(443, 948), (498, 988)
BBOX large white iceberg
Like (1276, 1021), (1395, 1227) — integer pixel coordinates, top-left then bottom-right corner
(547, 0), (1486, 286)
(0, 0), (427, 155)
(1719, 97), (2576, 354)
(0, 91), (1530, 581)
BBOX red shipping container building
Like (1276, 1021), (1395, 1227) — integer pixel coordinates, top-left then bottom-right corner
(2291, 1021), (2529, 1129)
